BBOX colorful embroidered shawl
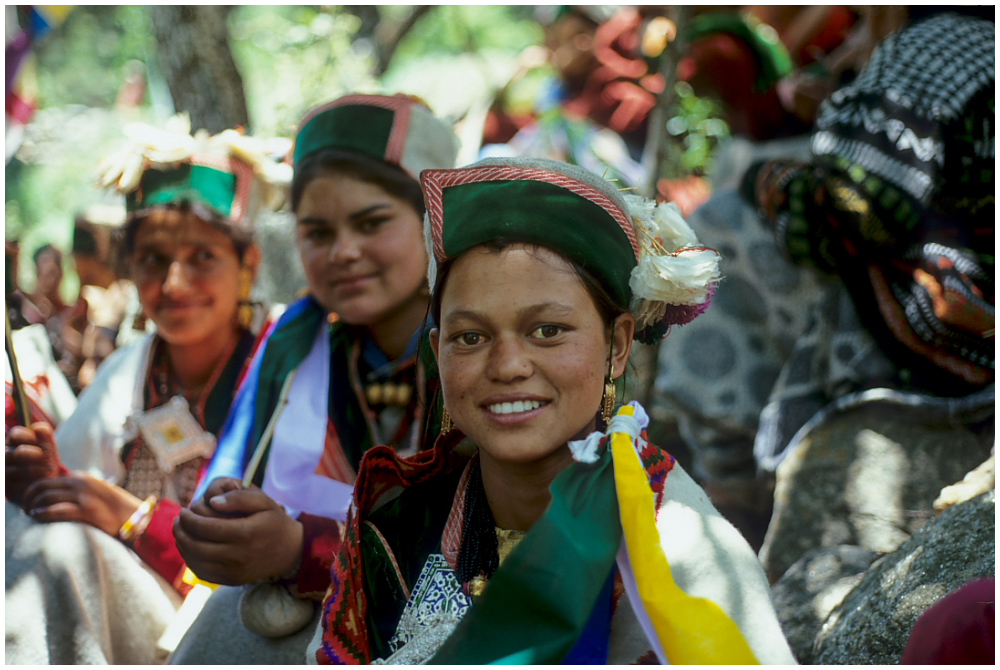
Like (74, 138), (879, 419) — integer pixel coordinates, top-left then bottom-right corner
(196, 295), (443, 508)
(313, 404), (780, 664)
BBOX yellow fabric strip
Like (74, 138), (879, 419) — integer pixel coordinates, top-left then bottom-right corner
(182, 567), (219, 591)
(35, 6), (74, 24)
(610, 405), (758, 664)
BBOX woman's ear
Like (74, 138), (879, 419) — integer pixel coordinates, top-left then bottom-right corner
(242, 244), (263, 279)
(429, 327), (441, 364)
(610, 312), (635, 380)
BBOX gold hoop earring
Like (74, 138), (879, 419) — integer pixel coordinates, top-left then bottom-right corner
(237, 267), (253, 329)
(440, 407), (453, 434)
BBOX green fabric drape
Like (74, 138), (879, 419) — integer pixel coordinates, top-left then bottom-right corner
(430, 448), (621, 664)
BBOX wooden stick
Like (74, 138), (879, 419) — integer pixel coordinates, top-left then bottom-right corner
(5, 310), (32, 427)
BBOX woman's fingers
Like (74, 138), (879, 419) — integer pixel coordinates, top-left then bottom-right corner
(6, 425), (40, 448)
(173, 505), (303, 585)
(31, 422), (58, 451)
(23, 477), (66, 509)
(23, 479), (75, 511)
(5, 423), (63, 507)
(175, 507), (250, 543)
(6, 443), (48, 466)
(28, 501), (85, 524)
(200, 476), (244, 502)
(173, 515), (254, 585)
(207, 487), (276, 515)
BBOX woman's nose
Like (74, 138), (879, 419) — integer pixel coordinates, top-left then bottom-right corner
(329, 233), (362, 263)
(162, 260), (190, 294)
(486, 335), (532, 382)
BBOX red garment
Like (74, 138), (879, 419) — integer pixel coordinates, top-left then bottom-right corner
(678, 33), (793, 141)
(564, 7), (663, 137)
(131, 498), (190, 595)
(295, 513), (343, 599)
(901, 579), (995, 664)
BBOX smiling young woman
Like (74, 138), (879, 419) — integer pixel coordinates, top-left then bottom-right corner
(168, 94), (459, 664)
(4, 120), (286, 664)
(310, 157), (796, 664)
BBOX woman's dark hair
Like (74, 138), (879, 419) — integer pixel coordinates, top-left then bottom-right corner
(116, 201), (255, 272)
(72, 217), (99, 257)
(430, 239), (625, 333)
(290, 149), (425, 217)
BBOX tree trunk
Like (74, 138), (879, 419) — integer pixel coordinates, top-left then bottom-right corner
(149, 6), (249, 134)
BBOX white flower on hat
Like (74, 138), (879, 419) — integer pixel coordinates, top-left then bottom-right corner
(213, 129), (293, 210)
(651, 200), (698, 251)
(96, 113), (199, 193)
(95, 114), (292, 215)
(630, 247), (719, 305)
(623, 194), (720, 331)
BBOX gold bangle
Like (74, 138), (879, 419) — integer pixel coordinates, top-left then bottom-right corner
(118, 495), (157, 542)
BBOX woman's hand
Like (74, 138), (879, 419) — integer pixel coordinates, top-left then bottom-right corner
(22, 472), (142, 537)
(6, 423), (63, 506)
(173, 478), (304, 586)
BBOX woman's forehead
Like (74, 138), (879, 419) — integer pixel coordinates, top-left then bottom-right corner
(133, 210), (232, 247)
(442, 245), (590, 312)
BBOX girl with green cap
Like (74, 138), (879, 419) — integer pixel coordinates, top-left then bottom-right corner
(169, 94), (459, 662)
(5, 117), (286, 663)
(310, 157), (795, 664)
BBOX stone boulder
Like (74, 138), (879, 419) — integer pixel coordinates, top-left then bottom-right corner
(771, 545), (878, 663)
(811, 491), (995, 664)
(255, 210), (307, 306)
(759, 404), (993, 583)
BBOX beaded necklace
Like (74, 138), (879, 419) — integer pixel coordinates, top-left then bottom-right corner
(455, 458), (527, 600)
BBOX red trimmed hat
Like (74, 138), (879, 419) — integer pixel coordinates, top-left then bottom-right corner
(421, 157), (721, 342)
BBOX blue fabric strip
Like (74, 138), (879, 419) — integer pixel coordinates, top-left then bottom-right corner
(562, 567), (614, 665)
(192, 295), (318, 503)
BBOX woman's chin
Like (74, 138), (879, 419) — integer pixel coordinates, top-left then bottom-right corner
(474, 436), (573, 468)
(156, 321), (233, 349)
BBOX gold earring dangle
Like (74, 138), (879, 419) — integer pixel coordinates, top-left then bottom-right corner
(237, 267), (253, 329)
(601, 321), (617, 423)
(601, 379), (616, 423)
(440, 407), (453, 434)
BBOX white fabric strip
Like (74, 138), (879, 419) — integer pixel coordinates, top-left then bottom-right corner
(616, 542), (668, 664)
(261, 325), (353, 521)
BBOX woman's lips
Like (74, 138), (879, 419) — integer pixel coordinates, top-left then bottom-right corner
(480, 397), (551, 425)
(331, 273), (377, 292)
(158, 300), (208, 312)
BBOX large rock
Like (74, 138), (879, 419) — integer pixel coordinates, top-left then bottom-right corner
(771, 545), (878, 663)
(759, 404), (993, 582)
(255, 210), (307, 306)
(812, 491), (995, 664)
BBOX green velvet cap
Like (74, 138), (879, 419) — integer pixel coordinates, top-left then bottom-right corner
(292, 103), (395, 168)
(292, 94), (460, 178)
(423, 158), (639, 309)
(127, 163), (237, 218)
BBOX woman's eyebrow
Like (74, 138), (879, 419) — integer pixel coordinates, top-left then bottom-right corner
(442, 308), (486, 326)
(347, 202), (392, 221)
(297, 203), (392, 227)
(443, 302), (575, 326)
(517, 302), (574, 319)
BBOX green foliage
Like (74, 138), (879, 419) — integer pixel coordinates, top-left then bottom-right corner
(33, 6), (153, 109)
(227, 6), (377, 137)
(390, 5), (542, 63)
(663, 81), (730, 177)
